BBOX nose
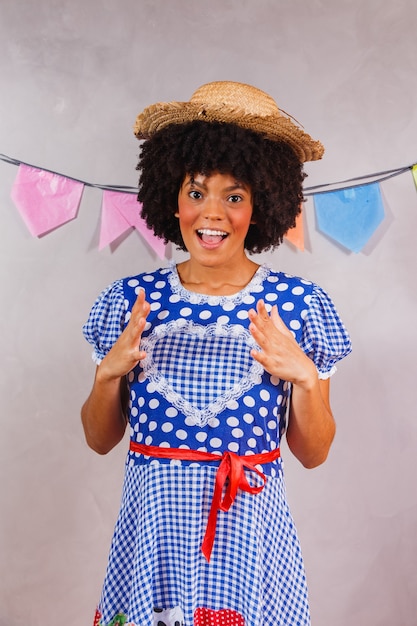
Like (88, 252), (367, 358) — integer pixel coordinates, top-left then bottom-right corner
(202, 195), (226, 220)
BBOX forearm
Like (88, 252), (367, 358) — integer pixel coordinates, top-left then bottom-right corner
(286, 375), (335, 469)
(81, 367), (128, 455)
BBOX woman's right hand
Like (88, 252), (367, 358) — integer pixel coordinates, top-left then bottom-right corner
(96, 288), (151, 383)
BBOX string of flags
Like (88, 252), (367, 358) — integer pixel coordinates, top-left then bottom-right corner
(1, 153), (416, 257)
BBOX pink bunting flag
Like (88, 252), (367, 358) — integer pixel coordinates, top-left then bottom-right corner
(100, 190), (166, 258)
(10, 164), (84, 237)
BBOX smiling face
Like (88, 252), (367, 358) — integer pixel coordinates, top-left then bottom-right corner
(176, 172), (254, 269)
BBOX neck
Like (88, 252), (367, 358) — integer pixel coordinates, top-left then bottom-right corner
(176, 257), (260, 296)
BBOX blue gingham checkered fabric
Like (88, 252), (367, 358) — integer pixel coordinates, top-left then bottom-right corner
(98, 462), (310, 626)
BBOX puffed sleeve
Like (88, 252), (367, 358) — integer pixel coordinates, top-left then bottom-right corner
(82, 279), (126, 365)
(300, 284), (352, 378)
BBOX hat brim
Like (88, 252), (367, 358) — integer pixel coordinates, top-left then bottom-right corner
(134, 101), (324, 162)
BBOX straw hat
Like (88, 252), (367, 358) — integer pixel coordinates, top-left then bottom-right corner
(134, 81), (324, 162)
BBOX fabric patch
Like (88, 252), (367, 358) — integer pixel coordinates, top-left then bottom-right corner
(194, 607), (245, 625)
(153, 605), (185, 625)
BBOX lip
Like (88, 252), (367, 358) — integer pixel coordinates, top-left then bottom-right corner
(196, 228), (229, 250)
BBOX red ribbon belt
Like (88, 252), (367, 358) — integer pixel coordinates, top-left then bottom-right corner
(129, 441), (281, 562)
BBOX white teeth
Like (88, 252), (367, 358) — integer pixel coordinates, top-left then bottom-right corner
(197, 229), (228, 236)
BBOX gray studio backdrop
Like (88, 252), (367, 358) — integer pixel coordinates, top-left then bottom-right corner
(1, 1), (417, 625)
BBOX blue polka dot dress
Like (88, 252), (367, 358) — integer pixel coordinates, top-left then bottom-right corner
(83, 262), (351, 626)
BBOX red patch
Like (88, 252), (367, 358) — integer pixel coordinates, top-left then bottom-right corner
(93, 608), (102, 626)
(194, 607), (245, 625)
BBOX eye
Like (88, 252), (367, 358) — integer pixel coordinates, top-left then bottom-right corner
(228, 194), (243, 203)
(189, 190), (203, 200)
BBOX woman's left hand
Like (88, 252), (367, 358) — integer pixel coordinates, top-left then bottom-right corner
(248, 299), (316, 388)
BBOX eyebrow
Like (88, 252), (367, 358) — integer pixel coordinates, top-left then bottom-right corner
(186, 177), (249, 192)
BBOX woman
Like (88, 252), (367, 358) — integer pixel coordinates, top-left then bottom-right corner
(82, 81), (351, 626)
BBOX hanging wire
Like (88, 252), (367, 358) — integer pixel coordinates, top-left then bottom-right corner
(1, 152), (415, 196)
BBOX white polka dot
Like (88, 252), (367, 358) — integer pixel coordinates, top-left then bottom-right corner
(268, 420), (277, 429)
(301, 309), (308, 320)
(145, 435), (153, 445)
(150, 291), (162, 300)
(228, 442), (239, 452)
(304, 294), (312, 305)
(170, 459), (182, 467)
(267, 275), (279, 283)
(143, 275), (154, 282)
(155, 281), (166, 289)
(247, 438), (257, 448)
(146, 382), (157, 393)
(157, 310), (170, 320)
(139, 413), (148, 423)
(292, 286), (305, 295)
(148, 421), (157, 431)
(150, 459), (160, 466)
(149, 399), (160, 409)
(243, 294), (256, 305)
(217, 315), (230, 325)
(243, 396), (255, 408)
(265, 293), (278, 302)
(128, 371), (134, 383)
(222, 301), (236, 311)
(243, 413), (254, 424)
(282, 301), (295, 311)
(180, 307), (192, 317)
(176, 429), (188, 440)
(169, 294), (181, 303)
(260, 389), (270, 401)
(165, 407), (178, 418)
(227, 399), (239, 410)
(127, 279), (140, 287)
(237, 310), (249, 320)
(138, 396), (145, 407)
(150, 302), (161, 311)
(144, 321), (152, 331)
(277, 283), (289, 291)
(276, 394), (283, 405)
(232, 428), (244, 438)
(290, 320), (301, 330)
(179, 444), (190, 450)
(159, 441), (171, 448)
(196, 431), (207, 442)
(227, 417), (239, 427)
(253, 426), (264, 436)
(125, 311), (132, 323)
(259, 406), (268, 417)
(208, 417), (220, 428)
(209, 437), (223, 448)
(131, 406), (138, 417)
(161, 422), (174, 432)
(199, 310), (212, 320)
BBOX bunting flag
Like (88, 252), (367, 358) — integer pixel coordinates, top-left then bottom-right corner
(10, 164), (84, 237)
(284, 206), (305, 251)
(313, 182), (385, 253)
(100, 190), (166, 259)
(3, 153), (416, 257)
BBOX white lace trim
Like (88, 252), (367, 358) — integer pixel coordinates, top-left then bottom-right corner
(167, 260), (270, 305)
(140, 318), (264, 427)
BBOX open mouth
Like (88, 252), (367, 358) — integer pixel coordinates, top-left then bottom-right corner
(197, 228), (228, 245)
